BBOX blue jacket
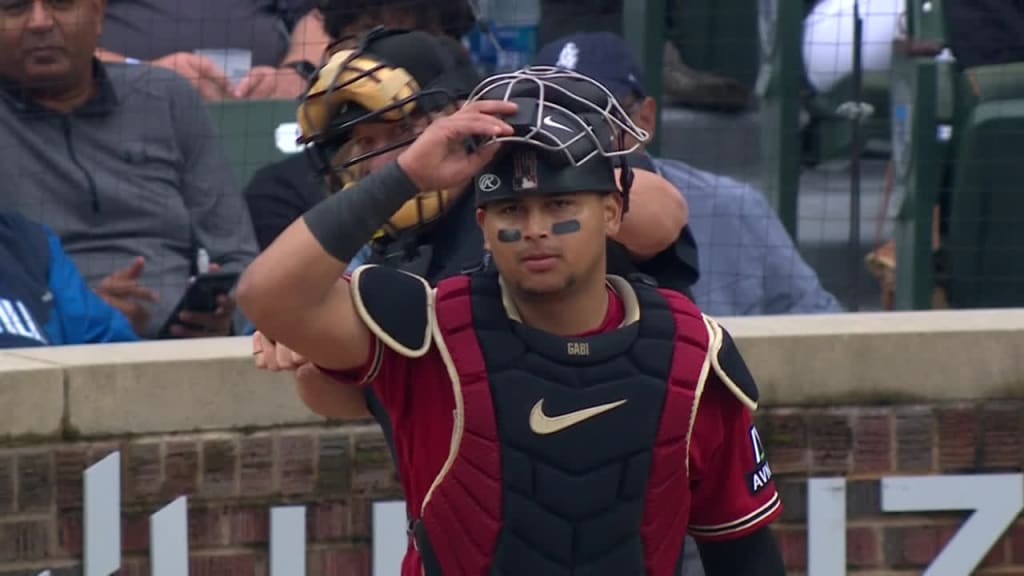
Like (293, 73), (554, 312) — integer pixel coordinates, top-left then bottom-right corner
(0, 212), (138, 348)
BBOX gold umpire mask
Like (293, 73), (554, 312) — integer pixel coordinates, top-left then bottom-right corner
(295, 27), (463, 239)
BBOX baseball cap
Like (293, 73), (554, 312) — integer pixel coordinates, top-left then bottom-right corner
(534, 32), (647, 103)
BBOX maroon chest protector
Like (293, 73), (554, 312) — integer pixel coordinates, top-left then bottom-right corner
(403, 269), (713, 576)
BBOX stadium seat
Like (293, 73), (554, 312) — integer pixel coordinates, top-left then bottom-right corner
(944, 64), (1024, 307)
(885, 0), (956, 309)
(205, 99), (304, 187)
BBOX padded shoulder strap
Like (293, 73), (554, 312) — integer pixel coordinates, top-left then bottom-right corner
(350, 264), (433, 358)
(704, 315), (760, 410)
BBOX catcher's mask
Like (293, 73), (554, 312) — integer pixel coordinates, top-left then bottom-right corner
(297, 27), (472, 238)
(466, 66), (651, 211)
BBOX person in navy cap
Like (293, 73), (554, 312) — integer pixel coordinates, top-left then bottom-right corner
(537, 31), (843, 318)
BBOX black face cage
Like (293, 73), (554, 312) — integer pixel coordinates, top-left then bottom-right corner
(298, 27), (456, 192)
(464, 66), (651, 211)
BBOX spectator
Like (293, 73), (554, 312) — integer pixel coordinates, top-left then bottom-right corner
(945, 0), (1024, 68)
(0, 211), (138, 348)
(95, 0), (329, 100)
(320, 0), (477, 43)
(0, 0), (259, 338)
(538, 0), (751, 111)
(537, 32), (843, 316)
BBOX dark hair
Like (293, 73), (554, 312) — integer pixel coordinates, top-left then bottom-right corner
(319, 0), (476, 41)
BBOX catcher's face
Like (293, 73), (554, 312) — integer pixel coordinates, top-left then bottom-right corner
(477, 191), (622, 299)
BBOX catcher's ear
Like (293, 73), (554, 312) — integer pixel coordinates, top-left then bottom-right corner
(475, 207), (493, 251)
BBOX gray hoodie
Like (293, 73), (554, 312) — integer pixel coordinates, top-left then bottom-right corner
(0, 61), (258, 337)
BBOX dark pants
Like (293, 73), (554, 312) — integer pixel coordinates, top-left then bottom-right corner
(538, 0), (680, 47)
(945, 0), (1024, 68)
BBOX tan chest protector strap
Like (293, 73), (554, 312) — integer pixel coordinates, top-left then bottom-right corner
(705, 316), (760, 411)
(350, 265), (433, 358)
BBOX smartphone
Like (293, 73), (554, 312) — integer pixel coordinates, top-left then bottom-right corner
(158, 271), (240, 338)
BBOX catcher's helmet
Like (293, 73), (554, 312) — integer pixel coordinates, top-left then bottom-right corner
(465, 66), (650, 208)
(297, 27), (478, 238)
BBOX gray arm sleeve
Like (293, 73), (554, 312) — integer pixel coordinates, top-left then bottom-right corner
(302, 160), (420, 263)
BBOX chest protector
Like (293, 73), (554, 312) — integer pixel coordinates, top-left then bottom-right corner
(349, 266), (748, 576)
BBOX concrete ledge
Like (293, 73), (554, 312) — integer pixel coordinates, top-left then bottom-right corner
(3, 308), (1024, 439)
(719, 309), (1024, 405)
(0, 354), (64, 438)
(2, 338), (318, 438)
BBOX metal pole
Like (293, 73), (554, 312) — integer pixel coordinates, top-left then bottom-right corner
(623, 0), (666, 155)
(847, 0), (865, 310)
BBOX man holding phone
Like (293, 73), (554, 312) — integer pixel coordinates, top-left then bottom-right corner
(0, 0), (259, 339)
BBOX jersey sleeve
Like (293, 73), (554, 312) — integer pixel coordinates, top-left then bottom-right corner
(317, 333), (386, 388)
(687, 372), (782, 542)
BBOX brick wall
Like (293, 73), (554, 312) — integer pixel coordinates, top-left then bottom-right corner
(1, 401), (1022, 576)
(762, 400), (1024, 576)
(0, 423), (400, 576)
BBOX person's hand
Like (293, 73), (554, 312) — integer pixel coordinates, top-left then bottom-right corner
(233, 65), (308, 99)
(252, 330), (307, 372)
(397, 100), (517, 191)
(94, 257), (159, 336)
(150, 52), (233, 101)
(167, 263), (235, 338)
(169, 294), (236, 338)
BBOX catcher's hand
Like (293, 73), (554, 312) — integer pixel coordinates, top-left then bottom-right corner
(397, 100), (517, 191)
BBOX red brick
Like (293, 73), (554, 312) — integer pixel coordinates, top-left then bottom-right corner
(123, 442), (162, 504)
(846, 480), (880, 519)
(163, 441), (199, 497)
(319, 548), (370, 576)
(239, 436), (275, 496)
(757, 411), (808, 474)
(0, 454), (13, 515)
(122, 511), (150, 553)
(978, 404), (1023, 471)
(117, 558), (150, 576)
(318, 433), (352, 493)
(352, 434), (397, 495)
(895, 407), (934, 472)
(851, 411), (893, 474)
(188, 507), (227, 549)
(0, 520), (51, 562)
(847, 526), (879, 568)
(310, 501), (352, 542)
(229, 506), (269, 545)
(57, 511), (82, 556)
(774, 528), (807, 571)
(349, 498), (372, 539)
(88, 443), (122, 466)
(807, 413), (852, 474)
(775, 478), (806, 522)
(278, 434), (316, 495)
(884, 525), (953, 568)
(55, 447), (88, 510)
(15, 452), (52, 513)
(1011, 520), (1024, 564)
(937, 407), (978, 472)
(189, 553), (261, 576)
(201, 439), (238, 498)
